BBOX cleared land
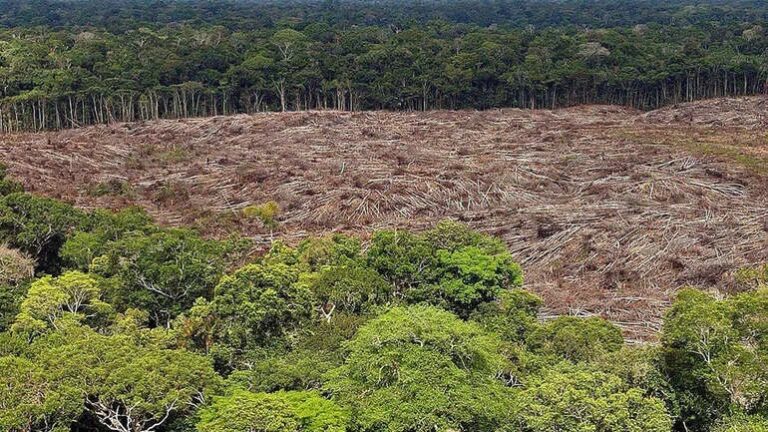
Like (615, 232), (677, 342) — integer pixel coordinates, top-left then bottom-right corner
(2, 97), (767, 339)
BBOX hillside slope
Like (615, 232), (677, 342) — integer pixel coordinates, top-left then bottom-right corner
(2, 97), (767, 339)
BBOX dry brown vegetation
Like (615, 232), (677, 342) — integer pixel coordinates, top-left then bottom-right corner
(2, 96), (767, 340)
(0, 245), (35, 286)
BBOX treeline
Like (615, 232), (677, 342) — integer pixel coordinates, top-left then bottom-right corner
(2, 0), (768, 31)
(1, 16), (767, 132)
(1, 165), (768, 432)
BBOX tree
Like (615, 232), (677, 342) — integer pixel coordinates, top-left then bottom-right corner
(425, 245), (523, 317)
(227, 52), (274, 113)
(526, 315), (624, 363)
(211, 262), (314, 349)
(310, 263), (392, 322)
(712, 415), (768, 432)
(270, 29), (308, 111)
(471, 289), (543, 343)
(661, 288), (768, 430)
(35, 326), (220, 432)
(366, 221), (523, 317)
(226, 349), (337, 393)
(324, 305), (514, 432)
(515, 364), (671, 432)
(0, 193), (88, 273)
(0, 356), (82, 432)
(197, 389), (347, 432)
(59, 206), (154, 271)
(0, 245), (35, 287)
(595, 346), (681, 422)
(365, 229), (436, 294)
(264, 234), (362, 272)
(90, 228), (231, 326)
(12, 271), (112, 336)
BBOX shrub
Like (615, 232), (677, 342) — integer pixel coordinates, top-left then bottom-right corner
(243, 201), (280, 229)
(0, 163), (23, 196)
(86, 178), (134, 197)
(734, 264), (768, 289)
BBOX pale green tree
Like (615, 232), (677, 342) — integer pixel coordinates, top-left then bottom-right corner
(12, 271), (112, 336)
(197, 390), (346, 432)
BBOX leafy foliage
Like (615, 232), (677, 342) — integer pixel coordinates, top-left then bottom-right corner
(0, 355), (82, 432)
(734, 264), (768, 290)
(211, 262), (314, 350)
(243, 201), (281, 230)
(515, 364), (672, 432)
(226, 349), (337, 393)
(325, 305), (514, 432)
(0, 245), (34, 287)
(368, 221), (523, 317)
(661, 288), (768, 430)
(197, 389), (347, 432)
(0, 193), (88, 273)
(311, 263), (393, 321)
(34, 325), (220, 432)
(12, 271), (112, 336)
(90, 228), (233, 326)
(2, 3), (768, 132)
(0, 246), (35, 331)
(471, 289), (542, 343)
(1, 183), (764, 432)
(712, 414), (768, 432)
(526, 316), (624, 363)
(0, 164), (23, 197)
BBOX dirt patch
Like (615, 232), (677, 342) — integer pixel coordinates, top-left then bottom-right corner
(2, 100), (767, 340)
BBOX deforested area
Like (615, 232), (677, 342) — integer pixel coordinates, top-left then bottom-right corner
(3, 99), (767, 341)
(2, 1), (768, 432)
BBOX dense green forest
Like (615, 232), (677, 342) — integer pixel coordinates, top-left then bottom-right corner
(1, 158), (768, 432)
(0, 0), (767, 131)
